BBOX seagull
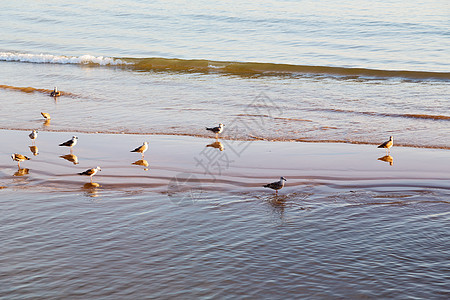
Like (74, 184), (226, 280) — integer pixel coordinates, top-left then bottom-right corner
(130, 142), (148, 158)
(59, 136), (78, 153)
(50, 87), (61, 97)
(29, 130), (38, 144)
(41, 112), (51, 120)
(206, 123), (224, 138)
(78, 166), (101, 183)
(263, 177), (287, 194)
(378, 136), (393, 154)
(11, 153), (30, 168)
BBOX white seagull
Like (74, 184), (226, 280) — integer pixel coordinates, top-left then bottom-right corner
(263, 177), (287, 194)
(206, 123), (224, 138)
(29, 130), (38, 144)
(130, 142), (149, 158)
(378, 136), (393, 154)
(79, 166), (101, 183)
(59, 136), (78, 153)
(50, 87), (61, 97)
(11, 153), (30, 168)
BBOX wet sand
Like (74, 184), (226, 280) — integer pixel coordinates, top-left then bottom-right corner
(1, 129), (449, 195)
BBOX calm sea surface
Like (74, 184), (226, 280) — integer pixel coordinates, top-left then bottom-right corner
(1, 0), (449, 298)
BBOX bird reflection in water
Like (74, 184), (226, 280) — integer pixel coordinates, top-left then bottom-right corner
(43, 119), (51, 127)
(132, 159), (149, 171)
(29, 145), (39, 156)
(83, 182), (101, 198)
(267, 194), (289, 223)
(14, 168), (30, 177)
(378, 155), (394, 166)
(60, 154), (79, 165)
(206, 141), (224, 151)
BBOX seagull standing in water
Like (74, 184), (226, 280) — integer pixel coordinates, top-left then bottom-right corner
(29, 130), (38, 144)
(206, 123), (224, 138)
(59, 136), (78, 153)
(263, 177), (287, 194)
(79, 166), (101, 183)
(378, 136), (393, 154)
(11, 153), (30, 168)
(130, 142), (148, 158)
(50, 87), (61, 97)
(41, 112), (51, 120)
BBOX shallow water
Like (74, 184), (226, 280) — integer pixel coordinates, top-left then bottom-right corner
(1, 182), (449, 298)
(1, 130), (449, 298)
(0, 0), (449, 148)
(0, 60), (449, 148)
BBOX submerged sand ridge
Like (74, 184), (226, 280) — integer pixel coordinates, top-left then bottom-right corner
(0, 130), (449, 196)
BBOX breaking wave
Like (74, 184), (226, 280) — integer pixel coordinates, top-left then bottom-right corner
(0, 51), (127, 65)
(1, 51), (449, 81)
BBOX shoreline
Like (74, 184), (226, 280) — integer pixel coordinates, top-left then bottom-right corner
(1, 128), (449, 150)
(1, 129), (449, 194)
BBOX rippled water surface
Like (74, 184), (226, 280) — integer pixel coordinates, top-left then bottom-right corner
(1, 131), (449, 298)
(1, 187), (449, 298)
(1, 0), (449, 71)
(1, 0), (449, 147)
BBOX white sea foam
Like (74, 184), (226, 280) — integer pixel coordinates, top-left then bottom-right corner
(0, 52), (127, 65)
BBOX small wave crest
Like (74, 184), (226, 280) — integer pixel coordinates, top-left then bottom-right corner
(1, 51), (449, 81)
(124, 57), (450, 80)
(0, 84), (77, 97)
(315, 108), (450, 121)
(0, 51), (127, 66)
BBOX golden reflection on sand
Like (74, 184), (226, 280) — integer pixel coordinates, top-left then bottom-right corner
(378, 155), (394, 166)
(60, 154), (79, 164)
(206, 141), (224, 151)
(43, 119), (51, 126)
(14, 168), (29, 176)
(29, 145), (39, 156)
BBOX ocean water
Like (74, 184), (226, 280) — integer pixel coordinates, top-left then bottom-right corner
(0, 0), (449, 148)
(1, 0), (450, 298)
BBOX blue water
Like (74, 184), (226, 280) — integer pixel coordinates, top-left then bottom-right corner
(1, 0), (449, 71)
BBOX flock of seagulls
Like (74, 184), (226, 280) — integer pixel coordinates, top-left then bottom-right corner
(9, 88), (396, 193)
(9, 120), (395, 192)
